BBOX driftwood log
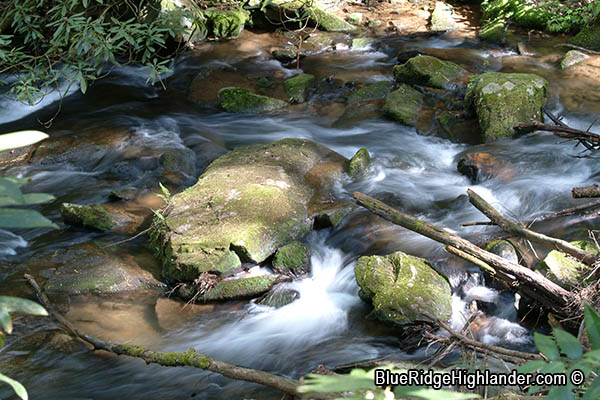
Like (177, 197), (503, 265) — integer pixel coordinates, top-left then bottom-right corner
(573, 184), (600, 199)
(353, 191), (589, 321)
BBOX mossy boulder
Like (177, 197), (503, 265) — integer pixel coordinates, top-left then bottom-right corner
(479, 19), (506, 44)
(464, 72), (547, 142)
(284, 74), (316, 103)
(384, 84), (424, 127)
(311, 7), (355, 32)
(569, 27), (600, 51)
(393, 55), (468, 90)
(536, 240), (599, 288)
(347, 147), (371, 178)
(263, 1), (353, 32)
(355, 251), (452, 325)
(272, 241), (310, 276)
(205, 8), (249, 39)
(150, 138), (347, 281)
(218, 87), (287, 113)
(348, 81), (394, 104)
(561, 50), (589, 70)
(60, 203), (115, 231)
(430, 2), (456, 32)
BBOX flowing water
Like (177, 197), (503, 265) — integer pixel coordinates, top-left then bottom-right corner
(1, 23), (600, 400)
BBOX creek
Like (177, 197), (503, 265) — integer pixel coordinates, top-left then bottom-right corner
(1, 20), (600, 400)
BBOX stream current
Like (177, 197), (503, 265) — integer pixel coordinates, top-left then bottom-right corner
(1, 26), (600, 400)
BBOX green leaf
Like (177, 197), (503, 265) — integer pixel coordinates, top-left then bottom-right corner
(396, 387), (479, 399)
(534, 332), (559, 360)
(0, 208), (58, 229)
(546, 386), (574, 400)
(517, 359), (547, 373)
(0, 308), (12, 334)
(554, 328), (583, 359)
(0, 178), (24, 204)
(582, 377), (600, 400)
(0, 130), (48, 151)
(0, 332), (4, 347)
(0, 296), (47, 316)
(0, 373), (28, 400)
(584, 303), (600, 350)
(22, 193), (55, 205)
(159, 182), (170, 199)
(539, 360), (564, 374)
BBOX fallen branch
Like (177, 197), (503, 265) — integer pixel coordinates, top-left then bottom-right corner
(572, 184), (600, 199)
(554, 43), (600, 55)
(24, 274), (330, 399)
(514, 120), (600, 152)
(353, 191), (578, 319)
(467, 189), (597, 266)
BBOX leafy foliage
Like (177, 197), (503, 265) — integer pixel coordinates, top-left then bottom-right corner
(298, 366), (479, 400)
(0, 0), (191, 104)
(517, 303), (600, 399)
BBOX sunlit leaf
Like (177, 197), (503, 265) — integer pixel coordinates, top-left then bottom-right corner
(298, 371), (373, 393)
(0, 308), (12, 334)
(0, 296), (47, 316)
(0, 130), (48, 151)
(0, 208), (58, 229)
(0, 372), (28, 400)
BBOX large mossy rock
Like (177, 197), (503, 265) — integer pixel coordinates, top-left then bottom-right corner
(262, 1), (354, 32)
(393, 55), (468, 90)
(218, 87), (287, 112)
(384, 84), (424, 126)
(205, 8), (249, 39)
(536, 240), (599, 288)
(272, 240), (310, 276)
(284, 74), (316, 103)
(570, 27), (600, 51)
(150, 138), (347, 282)
(465, 72), (547, 142)
(347, 147), (371, 179)
(355, 251), (452, 325)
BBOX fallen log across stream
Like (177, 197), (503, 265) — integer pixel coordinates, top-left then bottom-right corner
(353, 191), (597, 322)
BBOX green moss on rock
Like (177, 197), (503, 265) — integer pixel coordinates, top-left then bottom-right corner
(205, 8), (249, 39)
(464, 72), (547, 142)
(536, 240), (599, 288)
(284, 74), (316, 103)
(218, 87), (287, 113)
(150, 138), (347, 281)
(355, 251), (452, 325)
(202, 275), (279, 301)
(272, 241), (310, 276)
(348, 81), (394, 104)
(312, 7), (354, 32)
(561, 50), (588, 70)
(384, 84), (424, 127)
(479, 19), (506, 44)
(347, 147), (371, 178)
(60, 203), (115, 231)
(393, 55), (467, 90)
(570, 27), (600, 51)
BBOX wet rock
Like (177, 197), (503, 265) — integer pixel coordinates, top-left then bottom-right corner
(355, 251), (452, 325)
(284, 74), (316, 103)
(311, 7), (355, 32)
(537, 240), (599, 288)
(60, 202), (149, 234)
(464, 72), (547, 142)
(205, 8), (249, 39)
(257, 287), (300, 308)
(347, 81), (394, 104)
(570, 27), (600, 51)
(347, 147), (371, 179)
(336, 82), (393, 126)
(437, 111), (481, 143)
(484, 240), (519, 264)
(313, 203), (354, 229)
(150, 138), (347, 281)
(218, 87), (288, 112)
(561, 50), (589, 70)
(396, 49), (427, 64)
(430, 2), (456, 32)
(158, 147), (198, 187)
(393, 55), (468, 91)
(40, 243), (164, 294)
(384, 84), (424, 126)
(351, 37), (375, 49)
(456, 151), (515, 183)
(479, 19), (506, 45)
(272, 47), (299, 62)
(272, 241), (310, 276)
(178, 274), (281, 302)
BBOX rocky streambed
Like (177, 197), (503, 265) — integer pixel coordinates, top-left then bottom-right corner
(2, 2), (600, 398)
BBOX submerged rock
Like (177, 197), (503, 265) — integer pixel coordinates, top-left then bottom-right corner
(218, 87), (288, 112)
(384, 84), (424, 126)
(347, 147), (371, 178)
(313, 203), (354, 229)
(258, 287), (300, 308)
(355, 251), (452, 325)
(150, 138), (347, 281)
(430, 2), (456, 32)
(60, 201), (151, 234)
(464, 72), (547, 142)
(284, 74), (316, 103)
(272, 241), (310, 276)
(561, 50), (589, 70)
(537, 240), (599, 288)
(456, 150), (515, 183)
(393, 55), (468, 91)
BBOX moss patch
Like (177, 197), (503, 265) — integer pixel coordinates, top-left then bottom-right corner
(218, 87), (287, 113)
(311, 7), (354, 32)
(284, 74), (316, 103)
(348, 81), (394, 104)
(393, 55), (467, 90)
(60, 203), (115, 231)
(272, 241), (310, 276)
(464, 72), (547, 142)
(202, 275), (278, 301)
(347, 147), (371, 179)
(384, 84), (424, 127)
(355, 251), (452, 325)
(536, 240), (599, 288)
(570, 27), (600, 51)
(205, 8), (249, 39)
